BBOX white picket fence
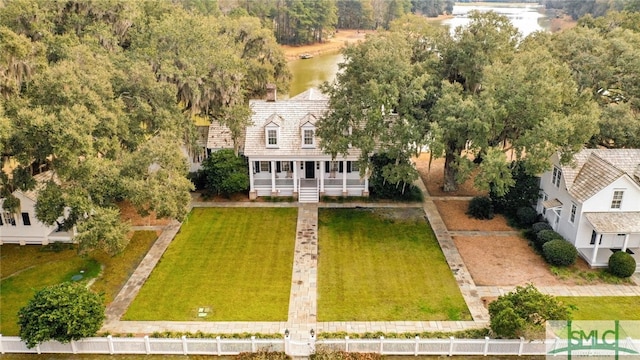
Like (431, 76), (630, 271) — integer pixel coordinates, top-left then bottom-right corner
(0, 334), (554, 356)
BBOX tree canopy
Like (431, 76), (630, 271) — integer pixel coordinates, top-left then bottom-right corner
(549, 11), (640, 148)
(318, 12), (601, 194)
(0, 0), (289, 255)
(19, 282), (105, 348)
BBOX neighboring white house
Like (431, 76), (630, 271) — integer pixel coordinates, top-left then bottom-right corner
(0, 172), (75, 245)
(537, 149), (640, 270)
(244, 86), (368, 202)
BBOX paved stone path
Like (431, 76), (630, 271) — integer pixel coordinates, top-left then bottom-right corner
(102, 187), (640, 338)
(414, 179), (490, 322)
(287, 204), (318, 340)
(104, 220), (182, 327)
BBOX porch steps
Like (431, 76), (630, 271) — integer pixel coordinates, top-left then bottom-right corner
(298, 187), (319, 203)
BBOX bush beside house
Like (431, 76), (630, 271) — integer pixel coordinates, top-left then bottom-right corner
(608, 251), (636, 278)
(543, 239), (578, 266)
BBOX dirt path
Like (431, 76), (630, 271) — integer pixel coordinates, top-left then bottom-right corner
(281, 29), (373, 61)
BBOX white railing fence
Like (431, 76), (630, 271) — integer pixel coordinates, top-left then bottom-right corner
(317, 336), (545, 356)
(0, 334), (561, 356)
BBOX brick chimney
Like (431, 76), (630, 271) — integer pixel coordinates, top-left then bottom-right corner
(266, 84), (276, 102)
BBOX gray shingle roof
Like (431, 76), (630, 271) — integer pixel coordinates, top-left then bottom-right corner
(584, 212), (640, 233)
(207, 121), (242, 151)
(244, 89), (358, 158)
(562, 149), (640, 202)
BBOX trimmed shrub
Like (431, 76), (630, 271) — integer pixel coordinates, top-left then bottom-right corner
(467, 196), (494, 220)
(516, 207), (538, 227)
(608, 251), (636, 278)
(523, 228), (537, 242)
(535, 230), (563, 251)
(532, 222), (552, 234)
(542, 239), (578, 266)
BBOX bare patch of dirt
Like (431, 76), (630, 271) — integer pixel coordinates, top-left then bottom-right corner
(550, 14), (578, 33)
(453, 235), (564, 286)
(414, 153), (488, 197)
(116, 201), (171, 227)
(281, 29), (373, 61)
(433, 200), (513, 231)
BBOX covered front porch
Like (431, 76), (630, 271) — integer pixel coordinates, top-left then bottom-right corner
(578, 212), (640, 271)
(249, 159), (369, 202)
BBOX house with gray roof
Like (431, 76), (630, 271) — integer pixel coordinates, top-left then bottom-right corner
(537, 149), (640, 270)
(244, 86), (368, 203)
(0, 171), (75, 245)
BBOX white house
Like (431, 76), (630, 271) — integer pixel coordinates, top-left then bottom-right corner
(244, 86), (368, 202)
(537, 149), (640, 270)
(0, 172), (75, 245)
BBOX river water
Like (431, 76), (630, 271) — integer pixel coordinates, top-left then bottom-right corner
(288, 4), (550, 97)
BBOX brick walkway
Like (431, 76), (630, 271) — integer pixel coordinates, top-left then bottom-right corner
(102, 188), (640, 337)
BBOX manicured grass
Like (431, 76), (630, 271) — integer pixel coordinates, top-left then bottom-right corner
(0, 231), (158, 336)
(91, 230), (158, 304)
(317, 208), (471, 321)
(124, 207), (298, 321)
(559, 296), (640, 320)
(0, 249), (97, 335)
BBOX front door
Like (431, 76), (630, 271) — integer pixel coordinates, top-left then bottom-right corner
(305, 161), (315, 179)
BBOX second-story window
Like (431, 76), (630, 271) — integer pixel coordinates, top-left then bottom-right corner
(611, 190), (624, 209)
(552, 166), (562, 188)
(304, 129), (314, 146)
(267, 129), (277, 146)
(570, 203), (577, 223)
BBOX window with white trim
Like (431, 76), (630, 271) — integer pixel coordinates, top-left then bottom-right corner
(351, 161), (359, 172)
(329, 161), (339, 172)
(2, 212), (16, 226)
(303, 129), (314, 146)
(260, 161), (271, 172)
(281, 161), (290, 172)
(611, 190), (624, 209)
(541, 192), (548, 215)
(569, 203), (577, 224)
(267, 129), (277, 146)
(552, 166), (562, 188)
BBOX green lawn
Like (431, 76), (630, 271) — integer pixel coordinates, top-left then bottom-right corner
(0, 231), (157, 336)
(317, 208), (471, 321)
(559, 296), (640, 320)
(124, 207), (298, 321)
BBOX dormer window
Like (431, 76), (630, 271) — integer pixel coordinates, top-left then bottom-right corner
(304, 129), (314, 146)
(268, 130), (277, 145)
(301, 121), (315, 148)
(265, 123), (279, 148)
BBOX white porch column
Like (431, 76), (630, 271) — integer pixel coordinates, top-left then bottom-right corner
(249, 158), (256, 200)
(363, 169), (369, 197)
(592, 233), (602, 265)
(271, 160), (277, 195)
(249, 160), (255, 192)
(622, 234), (630, 252)
(293, 160), (298, 193)
(320, 160), (325, 193)
(342, 160), (347, 195)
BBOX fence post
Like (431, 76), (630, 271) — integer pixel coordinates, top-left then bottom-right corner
(448, 337), (454, 356)
(0, 334), (4, 354)
(144, 335), (151, 354)
(107, 335), (114, 355)
(216, 336), (222, 356)
(71, 339), (77, 354)
(379, 336), (384, 354)
(284, 334), (289, 355)
(345, 336), (349, 352)
(483, 336), (489, 356)
(36, 343), (41, 355)
(518, 337), (524, 356)
(251, 336), (256, 353)
(181, 335), (188, 355)
(414, 336), (420, 356)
